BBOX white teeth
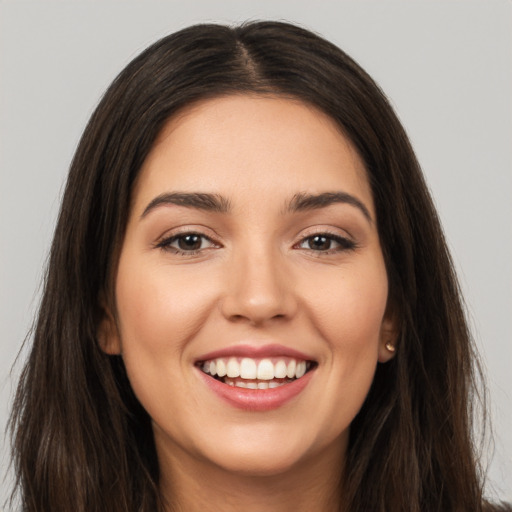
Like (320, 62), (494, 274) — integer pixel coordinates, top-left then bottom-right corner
(286, 360), (296, 379)
(257, 359), (274, 380)
(216, 359), (227, 377)
(295, 361), (306, 378)
(274, 360), (287, 378)
(201, 356), (313, 383)
(226, 358), (240, 378)
(240, 358), (257, 379)
(224, 378), (292, 389)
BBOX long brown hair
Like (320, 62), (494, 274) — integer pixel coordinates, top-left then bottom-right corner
(9, 21), (508, 512)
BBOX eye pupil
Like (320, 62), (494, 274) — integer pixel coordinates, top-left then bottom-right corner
(309, 235), (331, 251)
(178, 234), (202, 250)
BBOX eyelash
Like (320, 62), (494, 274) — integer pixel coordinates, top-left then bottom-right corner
(295, 232), (357, 254)
(155, 232), (218, 256)
(155, 231), (357, 256)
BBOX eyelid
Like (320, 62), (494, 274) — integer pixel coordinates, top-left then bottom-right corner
(153, 224), (220, 243)
(152, 225), (357, 256)
(154, 226), (222, 255)
(293, 228), (358, 254)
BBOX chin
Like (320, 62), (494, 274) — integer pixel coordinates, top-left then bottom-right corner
(195, 424), (335, 478)
(210, 447), (307, 478)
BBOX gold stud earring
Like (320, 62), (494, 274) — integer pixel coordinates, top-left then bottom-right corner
(385, 342), (396, 353)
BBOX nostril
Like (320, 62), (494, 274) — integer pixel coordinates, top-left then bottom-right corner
(225, 311), (289, 326)
(220, 266), (298, 324)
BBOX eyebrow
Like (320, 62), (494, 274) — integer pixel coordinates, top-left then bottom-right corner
(140, 192), (231, 218)
(286, 192), (373, 223)
(140, 190), (372, 223)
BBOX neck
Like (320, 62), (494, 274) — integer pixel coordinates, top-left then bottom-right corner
(157, 437), (346, 512)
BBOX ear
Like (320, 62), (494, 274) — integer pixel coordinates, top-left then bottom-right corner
(378, 302), (399, 363)
(97, 298), (122, 355)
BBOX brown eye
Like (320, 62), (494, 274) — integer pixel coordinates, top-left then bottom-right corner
(177, 234), (202, 251)
(297, 233), (356, 253)
(307, 235), (332, 251)
(157, 232), (217, 254)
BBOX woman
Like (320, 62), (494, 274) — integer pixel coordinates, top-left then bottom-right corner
(9, 21), (510, 512)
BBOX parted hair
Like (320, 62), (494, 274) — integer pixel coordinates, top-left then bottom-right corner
(9, 21), (509, 512)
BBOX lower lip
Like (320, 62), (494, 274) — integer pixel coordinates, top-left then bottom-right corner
(197, 368), (315, 411)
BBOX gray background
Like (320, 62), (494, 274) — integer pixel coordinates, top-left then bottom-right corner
(1, 0), (510, 507)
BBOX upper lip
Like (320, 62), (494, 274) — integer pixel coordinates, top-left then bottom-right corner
(195, 343), (315, 363)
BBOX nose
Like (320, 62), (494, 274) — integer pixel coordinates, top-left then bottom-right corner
(220, 245), (298, 326)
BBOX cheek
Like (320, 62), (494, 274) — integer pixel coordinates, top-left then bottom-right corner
(313, 263), (388, 420)
(115, 260), (217, 351)
(113, 256), (220, 407)
(302, 260), (389, 352)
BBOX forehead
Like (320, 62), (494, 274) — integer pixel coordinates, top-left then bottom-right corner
(132, 94), (373, 216)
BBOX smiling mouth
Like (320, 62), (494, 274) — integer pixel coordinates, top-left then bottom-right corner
(197, 356), (317, 389)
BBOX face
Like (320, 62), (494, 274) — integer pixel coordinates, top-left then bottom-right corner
(100, 95), (396, 479)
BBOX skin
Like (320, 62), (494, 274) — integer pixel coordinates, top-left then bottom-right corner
(99, 95), (396, 512)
